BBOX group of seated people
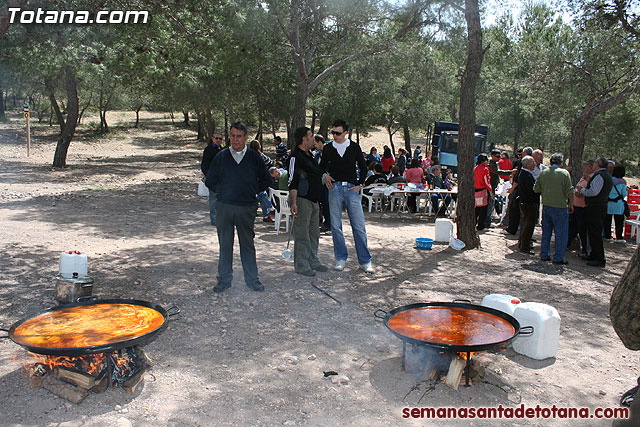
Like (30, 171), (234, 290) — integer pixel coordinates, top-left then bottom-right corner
(362, 147), (456, 215)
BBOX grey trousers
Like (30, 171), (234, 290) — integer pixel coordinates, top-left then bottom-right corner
(215, 201), (260, 287)
(293, 197), (321, 272)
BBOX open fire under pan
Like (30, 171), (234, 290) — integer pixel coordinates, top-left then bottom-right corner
(375, 301), (533, 386)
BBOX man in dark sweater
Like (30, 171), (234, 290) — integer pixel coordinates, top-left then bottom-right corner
(201, 132), (223, 226)
(517, 156), (540, 254)
(288, 127), (327, 276)
(205, 122), (272, 293)
(576, 157), (614, 267)
(320, 119), (373, 273)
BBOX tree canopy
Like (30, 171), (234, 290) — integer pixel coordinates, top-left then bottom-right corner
(0, 0), (638, 171)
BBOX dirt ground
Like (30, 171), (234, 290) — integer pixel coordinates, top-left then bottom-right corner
(0, 111), (638, 427)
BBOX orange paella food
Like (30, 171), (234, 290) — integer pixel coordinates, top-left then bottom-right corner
(388, 306), (515, 346)
(12, 303), (165, 349)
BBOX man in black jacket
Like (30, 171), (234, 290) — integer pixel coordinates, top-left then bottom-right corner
(517, 156), (539, 254)
(289, 127), (327, 276)
(205, 123), (272, 293)
(201, 133), (223, 226)
(576, 157), (614, 267)
(320, 119), (373, 273)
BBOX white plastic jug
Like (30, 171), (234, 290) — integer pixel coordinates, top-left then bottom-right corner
(59, 250), (88, 278)
(481, 294), (521, 316)
(435, 218), (454, 242)
(512, 302), (561, 360)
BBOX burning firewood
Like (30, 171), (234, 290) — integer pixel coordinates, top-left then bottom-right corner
(123, 368), (146, 395)
(56, 367), (96, 390)
(41, 375), (89, 404)
(444, 357), (466, 390)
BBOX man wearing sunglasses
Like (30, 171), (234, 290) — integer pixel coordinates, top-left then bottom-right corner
(201, 132), (224, 226)
(320, 120), (373, 273)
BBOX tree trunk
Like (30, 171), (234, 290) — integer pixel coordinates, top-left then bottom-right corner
(0, 79), (5, 120)
(182, 110), (189, 127)
(52, 67), (79, 168)
(356, 128), (360, 144)
(317, 110), (331, 139)
(46, 79), (65, 133)
(134, 104), (142, 128)
(170, 111), (175, 126)
(256, 108), (263, 142)
(403, 125), (411, 155)
(286, 119), (292, 148)
(449, 102), (458, 122)
(226, 99), (235, 124)
(224, 108), (229, 143)
(456, 0), (485, 249)
(568, 116), (588, 184)
(610, 245), (640, 350)
(291, 82), (308, 135)
(196, 110), (204, 141)
(310, 108), (317, 134)
(77, 93), (91, 125)
(205, 106), (215, 140)
(99, 78), (106, 133)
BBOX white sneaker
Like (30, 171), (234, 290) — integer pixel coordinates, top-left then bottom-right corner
(359, 263), (374, 273)
(334, 260), (346, 271)
(615, 239), (627, 243)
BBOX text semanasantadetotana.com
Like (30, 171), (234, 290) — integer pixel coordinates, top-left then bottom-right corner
(8, 8), (149, 25)
(402, 404), (629, 420)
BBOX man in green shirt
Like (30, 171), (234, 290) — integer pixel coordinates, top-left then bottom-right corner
(533, 153), (574, 265)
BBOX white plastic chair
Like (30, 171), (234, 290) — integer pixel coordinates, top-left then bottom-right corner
(626, 211), (640, 244)
(389, 183), (408, 213)
(361, 183), (386, 212)
(268, 188), (292, 234)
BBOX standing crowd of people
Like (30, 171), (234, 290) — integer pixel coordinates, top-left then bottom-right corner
(493, 148), (633, 268)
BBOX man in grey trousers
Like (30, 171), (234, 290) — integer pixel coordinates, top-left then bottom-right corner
(288, 126), (327, 276)
(205, 122), (272, 293)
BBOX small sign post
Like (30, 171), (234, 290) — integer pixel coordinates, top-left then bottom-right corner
(23, 102), (30, 157)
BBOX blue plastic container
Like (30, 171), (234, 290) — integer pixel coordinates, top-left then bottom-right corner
(415, 238), (433, 250)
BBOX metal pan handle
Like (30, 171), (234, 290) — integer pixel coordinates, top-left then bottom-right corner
(453, 299), (472, 304)
(167, 306), (181, 318)
(0, 328), (9, 339)
(518, 326), (534, 336)
(77, 296), (97, 302)
(374, 309), (388, 320)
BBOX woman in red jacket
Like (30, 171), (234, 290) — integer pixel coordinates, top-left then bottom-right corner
(474, 153), (493, 230)
(380, 146), (395, 174)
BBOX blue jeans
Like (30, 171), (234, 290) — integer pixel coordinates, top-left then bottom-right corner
(328, 183), (372, 265)
(256, 191), (272, 218)
(540, 205), (569, 262)
(208, 189), (217, 226)
(484, 192), (495, 227)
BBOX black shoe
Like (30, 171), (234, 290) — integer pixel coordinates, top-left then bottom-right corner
(297, 270), (316, 277)
(587, 260), (606, 267)
(320, 225), (331, 233)
(553, 260), (568, 265)
(520, 249), (535, 255)
(213, 282), (231, 293)
(312, 264), (328, 272)
(581, 254), (595, 261)
(247, 281), (265, 292)
(540, 257), (551, 262)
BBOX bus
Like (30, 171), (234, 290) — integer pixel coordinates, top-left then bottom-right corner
(430, 122), (489, 172)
